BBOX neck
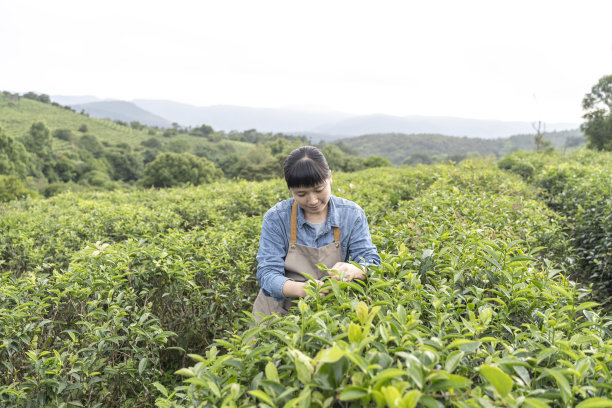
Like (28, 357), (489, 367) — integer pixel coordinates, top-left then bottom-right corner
(304, 203), (328, 223)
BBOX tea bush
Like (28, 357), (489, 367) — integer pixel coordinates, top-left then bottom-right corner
(499, 150), (612, 301)
(0, 166), (436, 406)
(2, 158), (610, 407)
(155, 160), (612, 407)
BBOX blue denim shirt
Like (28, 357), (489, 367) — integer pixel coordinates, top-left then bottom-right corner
(256, 195), (381, 300)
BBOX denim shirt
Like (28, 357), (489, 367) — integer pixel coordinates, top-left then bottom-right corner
(256, 195), (381, 301)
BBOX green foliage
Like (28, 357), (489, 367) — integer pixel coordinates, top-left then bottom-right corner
(363, 155), (392, 168)
(1, 159), (610, 407)
(233, 144), (281, 181)
(337, 131), (585, 165)
(152, 161), (610, 407)
(141, 152), (222, 187)
(499, 150), (612, 302)
(105, 151), (143, 182)
(21, 121), (52, 159)
(52, 128), (74, 142)
(321, 144), (365, 172)
(0, 127), (29, 178)
(582, 75), (612, 151)
(0, 174), (37, 202)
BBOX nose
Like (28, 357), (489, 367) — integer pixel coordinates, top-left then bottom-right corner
(308, 193), (318, 204)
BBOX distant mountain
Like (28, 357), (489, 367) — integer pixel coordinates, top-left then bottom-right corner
(51, 95), (102, 106)
(70, 101), (173, 128)
(132, 99), (579, 140)
(131, 99), (351, 133)
(49, 96), (580, 140)
(314, 114), (579, 139)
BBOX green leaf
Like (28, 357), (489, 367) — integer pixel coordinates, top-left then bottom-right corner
(138, 357), (148, 375)
(575, 302), (600, 312)
(479, 307), (493, 325)
(248, 389), (274, 405)
(507, 255), (535, 263)
(348, 323), (363, 343)
(373, 368), (406, 386)
(381, 385), (402, 408)
(523, 398), (551, 408)
(175, 368), (195, 377)
(545, 368), (571, 404)
(339, 386), (369, 401)
(265, 361), (280, 383)
(151, 381), (168, 398)
(400, 390), (422, 408)
(479, 365), (512, 397)
(576, 398), (612, 408)
(317, 346), (345, 364)
(355, 302), (369, 325)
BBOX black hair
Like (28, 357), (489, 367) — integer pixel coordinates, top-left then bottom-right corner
(283, 146), (331, 188)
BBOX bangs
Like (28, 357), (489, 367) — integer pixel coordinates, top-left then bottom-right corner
(285, 158), (329, 188)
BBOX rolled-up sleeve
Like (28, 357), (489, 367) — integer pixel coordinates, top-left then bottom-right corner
(256, 210), (290, 301)
(347, 209), (381, 267)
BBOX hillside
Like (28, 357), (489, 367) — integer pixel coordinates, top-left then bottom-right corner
(60, 96), (579, 140)
(0, 94), (154, 147)
(335, 129), (585, 165)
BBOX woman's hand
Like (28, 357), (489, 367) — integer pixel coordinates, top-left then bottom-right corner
(282, 279), (330, 298)
(328, 262), (366, 282)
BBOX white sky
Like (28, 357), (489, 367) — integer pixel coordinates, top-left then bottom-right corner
(1, 0), (611, 123)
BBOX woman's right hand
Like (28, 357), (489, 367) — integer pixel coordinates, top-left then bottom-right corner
(282, 279), (329, 298)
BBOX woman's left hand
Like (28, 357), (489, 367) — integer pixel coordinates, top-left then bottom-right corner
(328, 262), (366, 282)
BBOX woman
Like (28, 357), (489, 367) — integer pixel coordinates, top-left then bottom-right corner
(252, 146), (381, 322)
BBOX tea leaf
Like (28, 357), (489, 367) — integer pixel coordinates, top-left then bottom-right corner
(479, 365), (512, 397)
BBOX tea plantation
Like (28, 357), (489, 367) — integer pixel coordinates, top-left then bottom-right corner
(1, 154), (611, 407)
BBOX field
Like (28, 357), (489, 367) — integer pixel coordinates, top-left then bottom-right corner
(1, 153), (611, 407)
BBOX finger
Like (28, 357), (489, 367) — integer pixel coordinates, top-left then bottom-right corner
(327, 270), (341, 280)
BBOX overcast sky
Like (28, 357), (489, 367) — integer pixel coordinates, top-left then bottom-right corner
(1, 0), (611, 123)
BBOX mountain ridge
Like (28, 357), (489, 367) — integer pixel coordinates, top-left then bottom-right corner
(51, 95), (581, 140)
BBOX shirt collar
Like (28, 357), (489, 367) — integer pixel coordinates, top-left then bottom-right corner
(295, 195), (340, 229)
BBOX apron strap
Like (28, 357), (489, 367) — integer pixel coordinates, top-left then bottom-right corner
(290, 201), (298, 243)
(290, 201), (341, 244)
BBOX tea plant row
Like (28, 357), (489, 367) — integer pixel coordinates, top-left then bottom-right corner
(499, 150), (612, 301)
(155, 160), (612, 407)
(0, 167), (433, 406)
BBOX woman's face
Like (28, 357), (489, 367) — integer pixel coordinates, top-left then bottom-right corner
(290, 177), (332, 220)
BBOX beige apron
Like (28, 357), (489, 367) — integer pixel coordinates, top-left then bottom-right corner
(252, 201), (342, 323)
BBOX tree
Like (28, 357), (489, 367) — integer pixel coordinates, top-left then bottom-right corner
(362, 155), (392, 168)
(105, 151), (143, 182)
(0, 174), (37, 202)
(235, 145), (280, 181)
(53, 128), (74, 142)
(141, 152), (222, 187)
(582, 74), (612, 151)
(21, 122), (52, 158)
(532, 121), (552, 152)
(0, 128), (29, 178)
